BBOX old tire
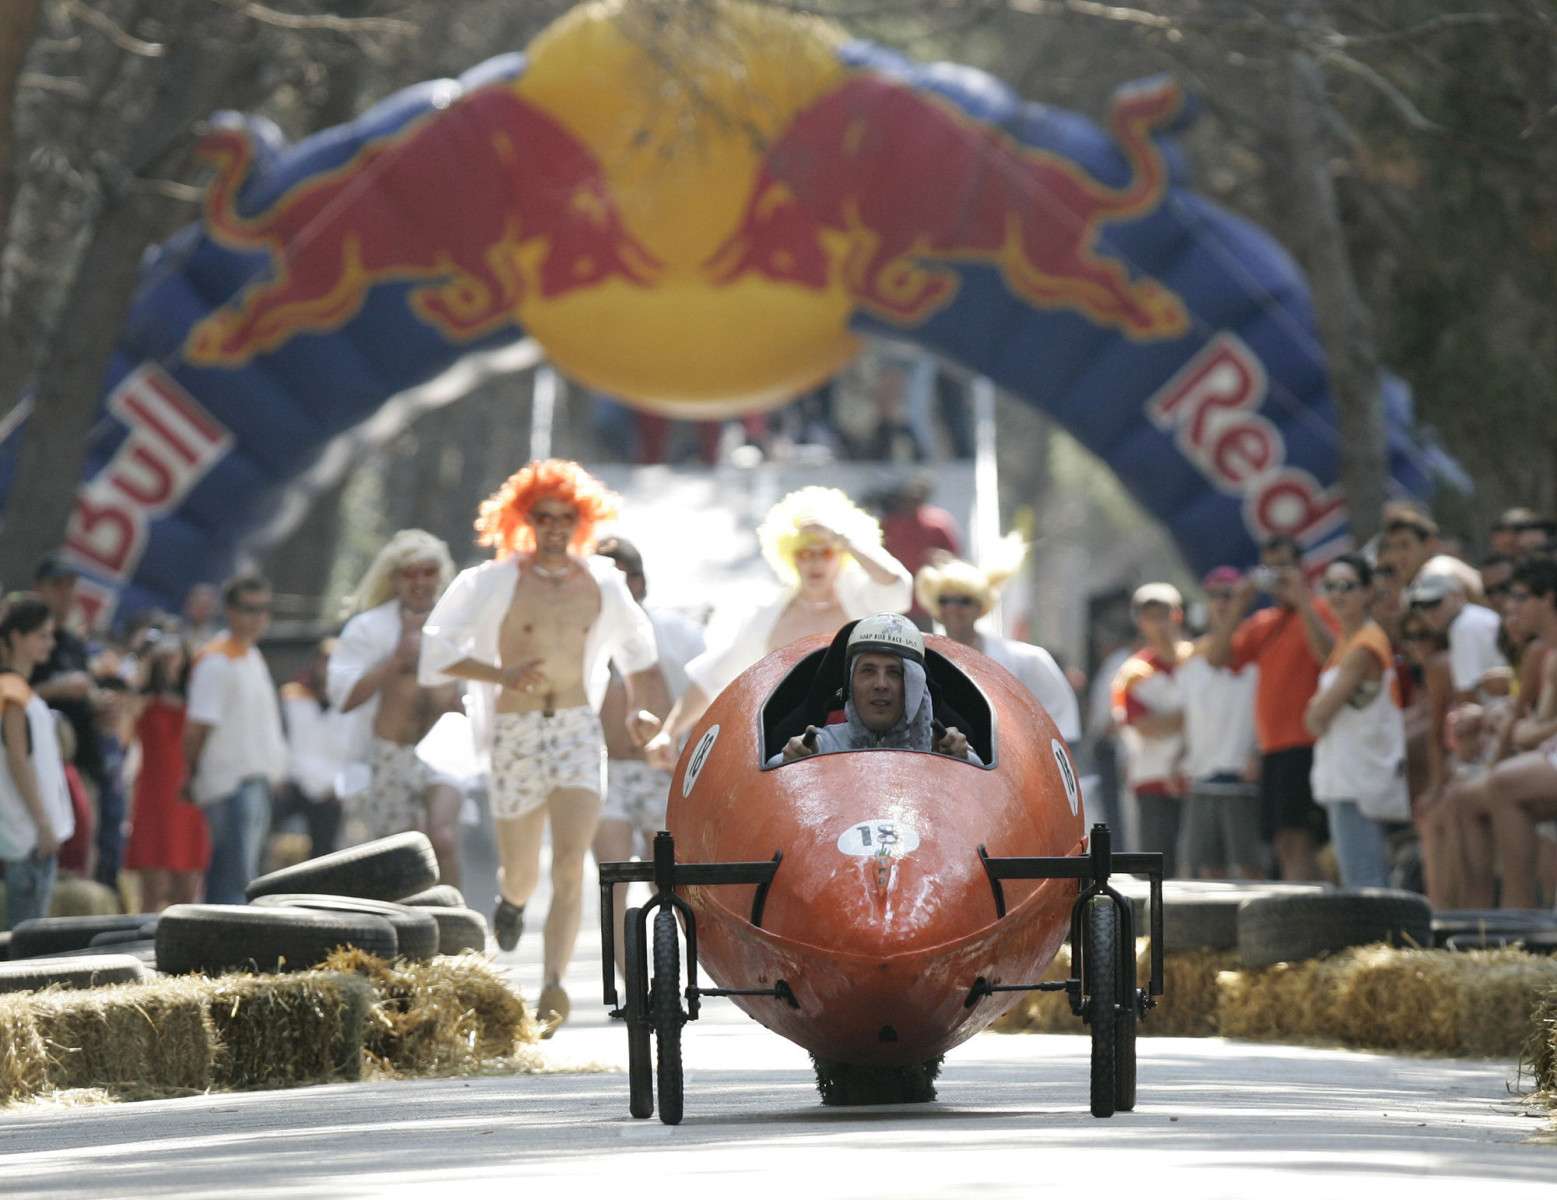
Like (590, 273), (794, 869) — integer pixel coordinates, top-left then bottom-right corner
(1084, 895), (1119, 1119)
(88, 922), (159, 948)
(1237, 889), (1432, 968)
(652, 906), (684, 1126)
(52, 939), (159, 967)
(0, 932), (10, 961)
(426, 907), (487, 955)
(10, 914), (151, 959)
(0, 953), (148, 993)
(156, 903), (398, 974)
(624, 906), (653, 1119)
(397, 884), (466, 909)
(245, 832), (438, 903)
(251, 894), (438, 962)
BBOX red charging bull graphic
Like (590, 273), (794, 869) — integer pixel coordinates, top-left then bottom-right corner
(186, 86), (661, 366)
(707, 74), (1189, 338)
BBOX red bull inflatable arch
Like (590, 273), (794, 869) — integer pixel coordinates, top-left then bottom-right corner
(0, 0), (1450, 624)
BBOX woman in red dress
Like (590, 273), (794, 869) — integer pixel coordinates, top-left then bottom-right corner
(125, 631), (210, 911)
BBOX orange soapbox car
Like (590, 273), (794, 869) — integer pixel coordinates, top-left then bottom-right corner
(597, 622), (1165, 1124)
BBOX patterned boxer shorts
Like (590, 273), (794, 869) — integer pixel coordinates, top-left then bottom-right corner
(490, 705), (605, 819)
(600, 758), (673, 846)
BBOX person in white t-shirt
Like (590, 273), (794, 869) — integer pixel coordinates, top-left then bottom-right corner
(911, 533), (1080, 745)
(183, 575), (287, 905)
(1176, 568), (1262, 879)
(1407, 573), (1507, 702)
(590, 535), (707, 982)
(0, 596), (74, 929)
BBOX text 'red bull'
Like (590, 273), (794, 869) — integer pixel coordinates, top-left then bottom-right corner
(706, 75), (1189, 339)
(1148, 332), (1347, 563)
(185, 88), (661, 367)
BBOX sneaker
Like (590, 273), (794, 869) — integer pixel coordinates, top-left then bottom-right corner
(537, 982), (570, 1039)
(493, 898), (525, 952)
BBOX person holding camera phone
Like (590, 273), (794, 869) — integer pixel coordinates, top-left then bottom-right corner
(1205, 535), (1338, 881)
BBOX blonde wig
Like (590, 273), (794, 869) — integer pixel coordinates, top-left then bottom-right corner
(757, 486), (884, 586)
(343, 528), (455, 616)
(914, 532), (1028, 619)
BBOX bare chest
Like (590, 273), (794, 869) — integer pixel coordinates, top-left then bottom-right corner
(768, 597), (849, 652)
(500, 570), (602, 660)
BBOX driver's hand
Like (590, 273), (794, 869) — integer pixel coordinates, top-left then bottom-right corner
(782, 726), (821, 762)
(644, 729), (677, 770)
(935, 726), (969, 759)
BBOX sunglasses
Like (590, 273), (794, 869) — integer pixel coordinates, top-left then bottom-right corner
(1321, 580), (1362, 595)
(397, 564), (441, 581)
(937, 595), (979, 608)
(795, 546), (837, 562)
(1402, 630), (1435, 642)
(1410, 597), (1445, 610)
(530, 510), (577, 526)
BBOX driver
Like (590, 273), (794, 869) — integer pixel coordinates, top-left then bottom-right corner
(773, 614), (980, 764)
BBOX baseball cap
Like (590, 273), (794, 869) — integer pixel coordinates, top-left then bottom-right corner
(33, 552), (79, 584)
(847, 613), (925, 665)
(1201, 566), (1242, 589)
(1407, 574), (1460, 605)
(1131, 582), (1183, 613)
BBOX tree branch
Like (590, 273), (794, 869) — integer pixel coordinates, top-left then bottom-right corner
(18, 71), (88, 98)
(62, 0), (165, 57)
(210, 0), (418, 39)
(1319, 47), (1444, 133)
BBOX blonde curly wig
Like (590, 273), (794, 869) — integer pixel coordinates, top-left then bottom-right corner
(914, 532), (1028, 619)
(343, 528), (455, 617)
(757, 486), (884, 586)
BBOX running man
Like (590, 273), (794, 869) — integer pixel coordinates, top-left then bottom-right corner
(419, 461), (667, 1031)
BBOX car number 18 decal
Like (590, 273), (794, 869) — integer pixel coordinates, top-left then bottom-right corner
(681, 725), (718, 798)
(836, 818), (921, 857)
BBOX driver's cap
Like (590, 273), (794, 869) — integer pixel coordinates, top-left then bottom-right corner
(846, 613), (925, 665)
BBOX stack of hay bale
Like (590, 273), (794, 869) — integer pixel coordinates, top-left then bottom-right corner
(992, 882), (1557, 1064)
(0, 833), (533, 1105)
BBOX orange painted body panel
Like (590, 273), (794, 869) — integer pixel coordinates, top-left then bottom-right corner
(665, 634), (1086, 1065)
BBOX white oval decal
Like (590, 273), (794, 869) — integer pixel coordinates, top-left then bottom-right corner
(1052, 738), (1079, 816)
(681, 725), (719, 798)
(836, 819), (921, 858)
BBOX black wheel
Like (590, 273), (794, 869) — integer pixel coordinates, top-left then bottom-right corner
(651, 905), (684, 1126)
(1115, 984), (1138, 1112)
(624, 906), (653, 1119)
(245, 832), (439, 903)
(155, 903), (398, 974)
(1083, 894), (1118, 1118)
(251, 894), (440, 961)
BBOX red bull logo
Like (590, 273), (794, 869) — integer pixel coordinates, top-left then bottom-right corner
(706, 74), (1189, 339)
(185, 86), (661, 367)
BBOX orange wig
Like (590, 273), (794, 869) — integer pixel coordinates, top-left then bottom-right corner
(475, 459), (620, 558)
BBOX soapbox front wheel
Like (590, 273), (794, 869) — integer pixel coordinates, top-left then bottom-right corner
(624, 906), (653, 1119)
(651, 906), (685, 1126)
(1116, 980), (1138, 1113)
(1083, 895), (1119, 1118)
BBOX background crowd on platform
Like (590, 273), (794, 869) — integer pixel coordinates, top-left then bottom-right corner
(3, 488), (1556, 931)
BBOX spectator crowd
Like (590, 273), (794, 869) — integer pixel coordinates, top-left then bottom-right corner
(4, 488), (1556, 940)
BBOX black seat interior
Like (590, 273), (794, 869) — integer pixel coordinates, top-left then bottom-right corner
(761, 619), (994, 765)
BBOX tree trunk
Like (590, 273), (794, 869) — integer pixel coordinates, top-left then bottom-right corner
(0, 0), (41, 234)
(1282, 20), (1386, 547)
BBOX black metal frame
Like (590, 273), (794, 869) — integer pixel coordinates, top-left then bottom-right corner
(965, 823), (1163, 1018)
(599, 831), (795, 1021)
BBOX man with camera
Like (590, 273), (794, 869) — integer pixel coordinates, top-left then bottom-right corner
(1205, 535), (1338, 881)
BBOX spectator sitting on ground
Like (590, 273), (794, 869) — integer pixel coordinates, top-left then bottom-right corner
(1401, 610), (1459, 905)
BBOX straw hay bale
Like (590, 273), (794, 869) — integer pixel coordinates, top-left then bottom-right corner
(1525, 991), (1556, 1094)
(206, 971), (375, 1090)
(47, 878), (121, 918)
(0, 995), (50, 1102)
(320, 948), (536, 1077)
(989, 941), (1229, 1038)
(1215, 957), (1348, 1043)
(28, 977), (214, 1092)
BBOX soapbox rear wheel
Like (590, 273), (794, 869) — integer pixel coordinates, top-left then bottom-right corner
(651, 905), (685, 1126)
(1083, 895), (1119, 1118)
(624, 906), (653, 1119)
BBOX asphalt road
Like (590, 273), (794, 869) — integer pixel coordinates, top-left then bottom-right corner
(4, 858), (1554, 1199)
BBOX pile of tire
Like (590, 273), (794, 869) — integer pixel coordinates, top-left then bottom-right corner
(0, 833), (489, 990)
(1109, 878), (1435, 965)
